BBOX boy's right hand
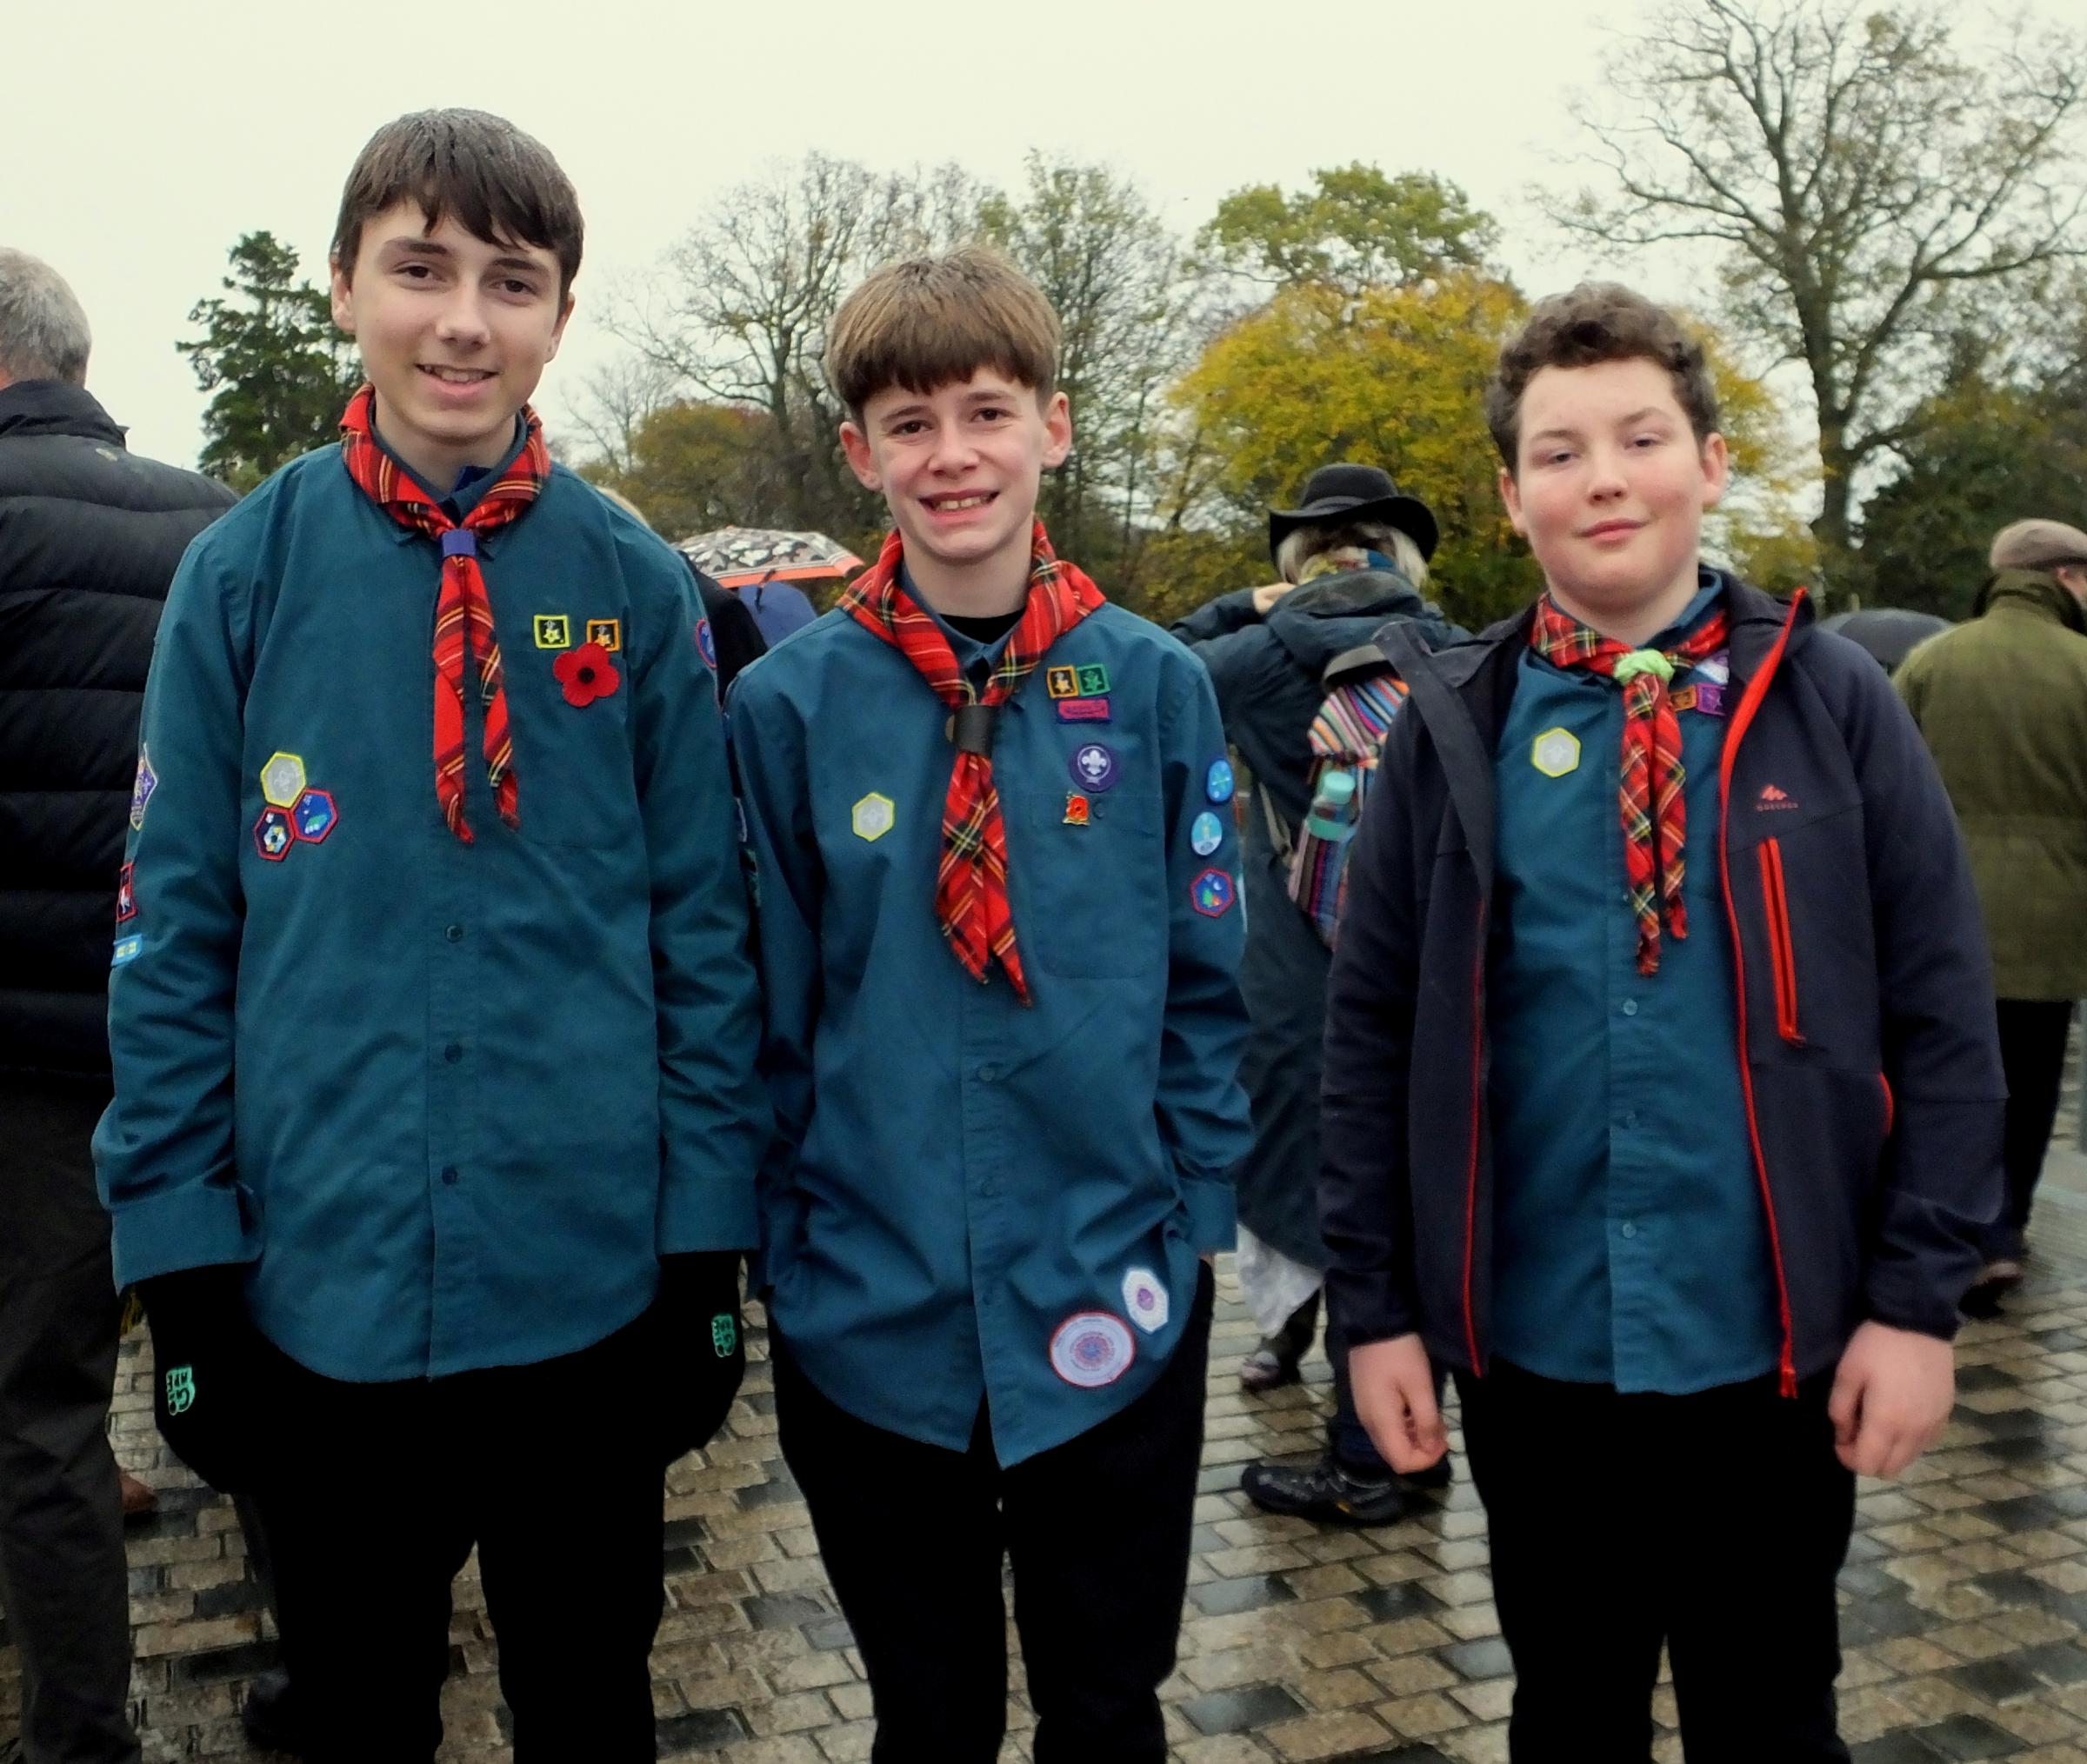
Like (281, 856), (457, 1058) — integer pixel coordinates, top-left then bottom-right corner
(139, 1266), (275, 1494)
(1350, 1333), (1450, 1474)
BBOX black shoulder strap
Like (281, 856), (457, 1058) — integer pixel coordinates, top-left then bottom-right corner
(1379, 623), (1497, 879)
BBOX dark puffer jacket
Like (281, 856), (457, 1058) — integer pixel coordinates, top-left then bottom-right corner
(0, 380), (236, 1078)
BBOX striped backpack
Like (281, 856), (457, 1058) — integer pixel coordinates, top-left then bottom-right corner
(1262, 644), (1410, 948)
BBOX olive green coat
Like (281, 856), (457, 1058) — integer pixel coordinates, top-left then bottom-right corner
(1895, 569), (2087, 1001)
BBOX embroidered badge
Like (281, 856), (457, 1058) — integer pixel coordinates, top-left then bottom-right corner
(1190, 811), (1224, 857)
(696, 618), (717, 671)
(116, 863), (137, 923)
(1045, 665), (1080, 699)
(1076, 663), (1110, 696)
(1049, 1312), (1135, 1388)
(1064, 792), (1091, 827)
(111, 934), (143, 969)
(163, 1365), (195, 1415)
(1070, 742), (1118, 793)
(259, 752), (307, 809)
(129, 746), (157, 829)
(586, 618), (623, 653)
(1205, 757), (1236, 804)
(254, 807), (294, 861)
(553, 642), (621, 707)
(534, 614), (572, 650)
(290, 789), (337, 843)
(1054, 696), (1110, 723)
(852, 792), (896, 842)
(1191, 869), (1237, 917)
(710, 1313), (737, 1358)
(1531, 728), (1581, 778)
(1122, 1268), (1170, 1334)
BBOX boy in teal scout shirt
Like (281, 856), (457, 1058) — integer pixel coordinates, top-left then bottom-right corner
(729, 247), (1253, 1762)
(92, 110), (769, 1763)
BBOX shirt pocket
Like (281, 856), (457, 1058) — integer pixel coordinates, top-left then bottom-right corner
(502, 665), (641, 850)
(1012, 784), (1169, 979)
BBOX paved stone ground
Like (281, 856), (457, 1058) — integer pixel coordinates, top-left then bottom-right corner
(12, 1094), (2087, 1760)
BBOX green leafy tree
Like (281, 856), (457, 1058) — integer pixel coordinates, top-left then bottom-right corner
(179, 231), (361, 490)
(1198, 164), (1501, 296)
(579, 400), (795, 545)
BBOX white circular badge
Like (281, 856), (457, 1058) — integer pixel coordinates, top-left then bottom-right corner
(1122, 1267), (1170, 1334)
(1049, 1311), (1137, 1388)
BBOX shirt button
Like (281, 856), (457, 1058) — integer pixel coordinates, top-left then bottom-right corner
(1622, 1111), (1639, 1129)
(979, 1180), (998, 1198)
(445, 923), (465, 942)
(1620, 1221), (1638, 1239)
(440, 1166), (459, 1187)
(977, 1063), (1003, 1083)
(443, 1042), (463, 1063)
(1621, 999), (1639, 1017)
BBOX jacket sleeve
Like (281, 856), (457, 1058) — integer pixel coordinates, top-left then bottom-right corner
(93, 538), (257, 1288)
(1318, 701), (1427, 1348)
(724, 664), (824, 1256)
(1170, 589), (1280, 723)
(629, 546), (771, 1254)
(1843, 653), (2004, 1335)
(1155, 654), (1254, 1251)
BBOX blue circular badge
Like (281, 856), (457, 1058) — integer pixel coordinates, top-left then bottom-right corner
(696, 618), (717, 670)
(1070, 742), (1117, 793)
(1205, 757), (1235, 804)
(1190, 810), (1224, 856)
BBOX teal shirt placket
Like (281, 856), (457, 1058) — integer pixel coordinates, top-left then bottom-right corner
(1488, 578), (1783, 1395)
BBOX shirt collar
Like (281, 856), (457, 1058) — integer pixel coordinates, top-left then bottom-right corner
(370, 412), (528, 523)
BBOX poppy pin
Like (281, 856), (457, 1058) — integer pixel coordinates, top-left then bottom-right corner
(553, 642), (620, 708)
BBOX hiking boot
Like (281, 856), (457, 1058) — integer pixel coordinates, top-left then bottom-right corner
(1240, 1453), (1406, 1526)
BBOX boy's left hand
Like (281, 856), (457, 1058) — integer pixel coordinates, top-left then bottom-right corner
(1829, 1321), (1955, 1479)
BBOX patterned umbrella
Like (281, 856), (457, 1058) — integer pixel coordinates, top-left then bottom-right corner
(675, 526), (864, 589)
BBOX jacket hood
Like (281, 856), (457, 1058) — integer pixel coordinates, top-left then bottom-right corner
(1976, 567), (2087, 636)
(1266, 565), (1461, 675)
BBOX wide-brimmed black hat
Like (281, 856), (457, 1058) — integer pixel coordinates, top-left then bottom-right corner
(1268, 463), (1438, 564)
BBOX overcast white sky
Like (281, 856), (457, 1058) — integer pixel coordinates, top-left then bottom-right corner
(3, 0), (2070, 473)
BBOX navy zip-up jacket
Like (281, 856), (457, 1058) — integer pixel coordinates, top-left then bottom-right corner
(1320, 573), (2004, 1394)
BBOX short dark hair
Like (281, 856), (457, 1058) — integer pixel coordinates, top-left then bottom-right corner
(826, 246), (1059, 420)
(330, 110), (583, 300)
(1485, 283), (1719, 470)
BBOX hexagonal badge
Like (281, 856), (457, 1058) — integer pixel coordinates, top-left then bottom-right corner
(254, 806), (295, 862)
(260, 752), (307, 808)
(851, 793), (896, 842)
(1530, 728), (1582, 779)
(291, 789), (338, 843)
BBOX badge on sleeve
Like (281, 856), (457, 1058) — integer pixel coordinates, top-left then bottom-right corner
(1049, 1312), (1135, 1388)
(255, 807), (294, 862)
(111, 934), (143, 969)
(1531, 728), (1581, 778)
(1205, 757), (1236, 804)
(260, 752), (307, 809)
(1190, 811), (1224, 856)
(852, 793), (895, 842)
(129, 745), (157, 829)
(116, 863), (137, 923)
(1191, 869), (1237, 917)
(1122, 1268), (1169, 1334)
(696, 618), (718, 672)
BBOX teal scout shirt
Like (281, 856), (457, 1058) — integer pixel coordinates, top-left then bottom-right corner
(1489, 577), (1783, 1394)
(730, 589), (1253, 1466)
(94, 444), (770, 1381)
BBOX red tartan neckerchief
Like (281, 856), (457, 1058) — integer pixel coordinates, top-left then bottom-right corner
(337, 384), (551, 842)
(837, 521), (1106, 1004)
(1527, 592), (1732, 975)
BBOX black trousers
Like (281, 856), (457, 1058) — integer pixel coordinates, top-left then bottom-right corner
(1990, 997), (2074, 1258)
(1456, 1361), (1855, 1764)
(775, 1266), (1214, 1764)
(251, 1312), (667, 1764)
(0, 1075), (140, 1764)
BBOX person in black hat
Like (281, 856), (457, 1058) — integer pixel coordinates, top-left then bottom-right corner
(1171, 462), (1463, 1525)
